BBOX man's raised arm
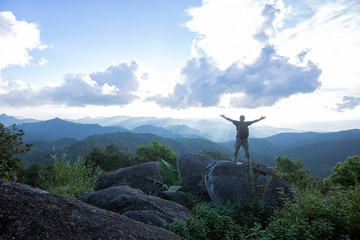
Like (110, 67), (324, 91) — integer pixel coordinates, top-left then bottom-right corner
(250, 116), (266, 124)
(220, 114), (234, 122)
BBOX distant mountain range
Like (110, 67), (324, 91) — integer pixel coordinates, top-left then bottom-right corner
(2, 113), (360, 178)
(0, 114), (38, 126)
(1, 113), (296, 142)
(16, 118), (128, 142)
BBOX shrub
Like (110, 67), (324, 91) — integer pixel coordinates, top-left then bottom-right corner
(45, 153), (102, 198)
(330, 155), (360, 187)
(272, 156), (311, 189)
(16, 163), (48, 188)
(133, 141), (178, 166)
(170, 202), (243, 240)
(263, 185), (360, 239)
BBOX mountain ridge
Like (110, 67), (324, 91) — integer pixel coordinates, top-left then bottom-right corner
(17, 118), (128, 141)
(3, 113), (360, 178)
(1, 113), (299, 141)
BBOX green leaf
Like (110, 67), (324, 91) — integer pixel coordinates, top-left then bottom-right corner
(167, 185), (182, 192)
(158, 159), (178, 185)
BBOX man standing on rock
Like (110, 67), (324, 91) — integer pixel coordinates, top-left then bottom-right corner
(220, 114), (266, 164)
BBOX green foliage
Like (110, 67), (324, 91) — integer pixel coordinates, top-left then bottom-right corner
(171, 183), (360, 240)
(45, 153), (102, 198)
(245, 162), (272, 216)
(133, 141), (178, 166)
(263, 185), (360, 240)
(272, 156), (311, 189)
(16, 163), (49, 188)
(0, 123), (32, 180)
(158, 159), (178, 184)
(84, 145), (133, 171)
(158, 159), (181, 192)
(170, 202), (243, 240)
(330, 155), (360, 187)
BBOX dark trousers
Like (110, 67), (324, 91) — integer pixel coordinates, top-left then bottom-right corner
(234, 138), (250, 160)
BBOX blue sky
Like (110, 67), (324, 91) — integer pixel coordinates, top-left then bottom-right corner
(0, 0), (360, 131)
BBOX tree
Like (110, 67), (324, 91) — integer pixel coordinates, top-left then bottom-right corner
(133, 141), (178, 166)
(272, 156), (310, 188)
(330, 155), (360, 187)
(0, 123), (32, 180)
(85, 145), (133, 171)
(17, 163), (47, 188)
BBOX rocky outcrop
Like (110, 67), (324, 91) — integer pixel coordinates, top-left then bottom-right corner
(157, 191), (193, 208)
(94, 161), (163, 194)
(0, 180), (183, 240)
(80, 185), (189, 229)
(204, 160), (292, 208)
(176, 152), (213, 192)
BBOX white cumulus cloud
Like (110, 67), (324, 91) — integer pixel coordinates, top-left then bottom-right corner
(0, 61), (143, 107)
(0, 11), (48, 72)
(152, 1), (322, 109)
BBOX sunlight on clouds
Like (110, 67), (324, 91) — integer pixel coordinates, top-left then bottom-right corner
(101, 83), (119, 95)
(1, 1), (359, 131)
(180, 0), (360, 119)
(186, 0), (265, 68)
(136, 63), (179, 98)
(153, 43), (321, 109)
(269, 89), (360, 129)
(0, 79), (28, 93)
(272, 0), (360, 89)
(0, 11), (48, 71)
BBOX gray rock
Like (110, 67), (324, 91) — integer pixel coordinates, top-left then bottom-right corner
(0, 179), (184, 240)
(123, 210), (171, 229)
(94, 161), (163, 194)
(157, 191), (193, 208)
(80, 185), (189, 229)
(177, 152), (214, 192)
(204, 160), (292, 208)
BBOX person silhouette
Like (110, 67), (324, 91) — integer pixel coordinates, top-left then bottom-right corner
(220, 114), (265, 163)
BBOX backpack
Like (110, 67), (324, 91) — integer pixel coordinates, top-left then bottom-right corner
(237, 125), (249, 139)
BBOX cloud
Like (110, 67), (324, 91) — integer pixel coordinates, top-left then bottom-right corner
(335, 96), (360, 112)
(153, 44), (321, 109)
(153, 2), (322, 109)
(253, 4), (281, 43)
(38, 58), (49, 66)
(90, 61), (139, 91)
(0, 11), (48, 71)
(0, 61), (141, 106)
(185, 0), (264, 68)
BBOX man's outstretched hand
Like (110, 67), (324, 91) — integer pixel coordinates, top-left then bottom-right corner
(260, 116), (266, 120)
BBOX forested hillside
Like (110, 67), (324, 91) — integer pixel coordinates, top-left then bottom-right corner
(18, 118), (128, 141)
(2, 115), (358, 178)
(265, 129), (360, 147)
(19, 132), (234, 166)
(19, 128), (360, 178)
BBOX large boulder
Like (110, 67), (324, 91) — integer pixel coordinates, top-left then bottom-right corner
(94, 161), (163, 194)
(80, 185), (189, 229)
(177, 152), (213, 192)
(0, 180), (183, 240)
(204, 161), (292, 208)
(157, 191), (193, 209)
